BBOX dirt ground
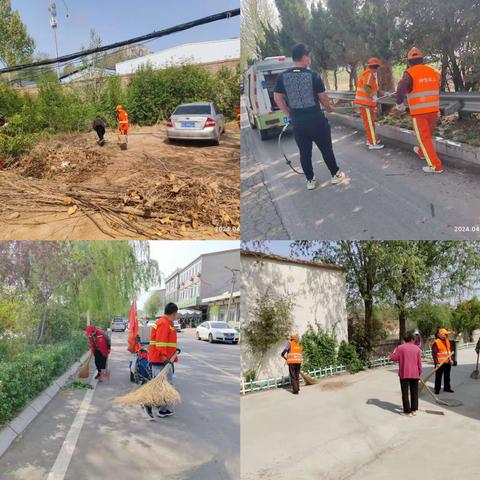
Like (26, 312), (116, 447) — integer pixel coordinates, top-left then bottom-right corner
(0, 123), (240, 239)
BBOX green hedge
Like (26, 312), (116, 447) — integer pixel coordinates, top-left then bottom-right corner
(0, 332), (88, 425)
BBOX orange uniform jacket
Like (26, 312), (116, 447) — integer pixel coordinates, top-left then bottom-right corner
(287, 340), (303, 364)
(117, 109), (129, 133)
(354, 68), (379, 108)
(148, 315), (178, 364)
(406, 64), (440, 116)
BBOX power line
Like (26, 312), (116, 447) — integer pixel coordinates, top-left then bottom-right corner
(0, 9), (240, 75)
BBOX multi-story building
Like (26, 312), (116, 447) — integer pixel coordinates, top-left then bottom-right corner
(165, 249), (240, 321)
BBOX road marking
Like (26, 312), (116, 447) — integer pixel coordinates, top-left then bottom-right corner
(47, 380), (97, 480)
(182, 352), (239, 380)
(332, 131), (358, 144)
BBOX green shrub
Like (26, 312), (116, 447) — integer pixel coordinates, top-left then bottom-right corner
(0, 332), (88, 425)
(301, 324), (337, 372)
(337, 341), (365, 373)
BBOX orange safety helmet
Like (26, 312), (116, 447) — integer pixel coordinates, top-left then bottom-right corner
(115, 105), (123, 112)
(290, 334), (299, 341)
(367, 57), (383, 67)
(407, 47), (423, 60)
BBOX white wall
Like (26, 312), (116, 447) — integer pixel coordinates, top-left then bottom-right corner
(116, 38), (240, 75)
(241, 255), (347, 380)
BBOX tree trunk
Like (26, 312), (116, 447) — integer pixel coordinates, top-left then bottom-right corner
(379, 60), (395, 116)
(322, 70), (331, 90)
(364, 298), (374, 352)
(440, 53), (448, 91)
(334, 69), (338, 91)
(398, 307), (407, 343)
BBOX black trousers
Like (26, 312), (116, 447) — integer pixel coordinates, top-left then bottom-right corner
(400, 378), (419, 413)
(292, 115), (339, 181)
(94, 349), (107, 373)
(435, 363), (451, 393)
(288, 363), (301, 394)
(94, 125), (105, 141)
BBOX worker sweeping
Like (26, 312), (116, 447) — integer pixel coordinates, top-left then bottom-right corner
(395, 48), (443, 174)
(115, 105), (129, 149)
(281, 334), (303, 395)
(274, 43), (345, 191)
(432, 328), (454, 394)
(389, 332), (422, 417)
(92, 116), (107, 146)
(354, 58), (385, 150)
(143, 302), (179, 420)
(85, 325), (111, 381)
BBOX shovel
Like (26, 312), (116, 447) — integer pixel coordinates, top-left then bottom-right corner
(470, 349), (480, 379)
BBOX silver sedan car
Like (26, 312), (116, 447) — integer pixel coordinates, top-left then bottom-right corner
(166, 102), (226, 145)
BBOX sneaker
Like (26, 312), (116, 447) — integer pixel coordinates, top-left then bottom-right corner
(368, 142), (385, 150)
(142, 405), (155, 421)
(400, 412), (413, 417)
(411, 411), (418, 416)
(422, 166), (443, 174)
(331, 171), (345, 185)
(413, 146), (425, 159)
(94, 372), (100, 380)
(306, 177), (316, 190)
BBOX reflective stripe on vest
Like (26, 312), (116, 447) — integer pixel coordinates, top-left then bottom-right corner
(287, 340), (303, 364)
(355, 69), (377, 108)
(435, 338), (451, 363)
(406, 64), (440, 115)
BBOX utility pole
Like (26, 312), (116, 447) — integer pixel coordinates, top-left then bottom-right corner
(49, 0), (69, 78)
(225, 267), (240, 325)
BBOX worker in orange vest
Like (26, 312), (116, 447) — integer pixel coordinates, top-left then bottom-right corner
(355, 57), (385, 150)
(432, 328), (454, 394)
(396, 48), (443, 173)
(115, 105), (129, 148)
(281, 334), (303, 394)
(144, 302), (179, 420)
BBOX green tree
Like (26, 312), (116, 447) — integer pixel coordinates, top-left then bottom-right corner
(410, 302), (453, 338)
(451, 297), (480, 342)
(300, 324), (337, 371)
(0, 0), (35, 67)
(144, 289), (165, 318)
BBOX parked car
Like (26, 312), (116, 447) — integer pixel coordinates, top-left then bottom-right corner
(166, 102), (226, 145)
(111, 317), (126, 332)
(196, 321), (239, 344)
(173, 320), (182, 333)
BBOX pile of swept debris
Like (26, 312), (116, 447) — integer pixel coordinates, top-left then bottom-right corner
(0, 125), (240, 239)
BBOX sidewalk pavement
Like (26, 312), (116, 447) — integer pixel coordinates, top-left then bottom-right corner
(241, 347), (480, 480)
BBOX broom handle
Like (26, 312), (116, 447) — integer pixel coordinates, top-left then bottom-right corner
(156, 348), (181, 379)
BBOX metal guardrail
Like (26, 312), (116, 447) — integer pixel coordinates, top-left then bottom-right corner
(326, 90), (480, 114)
(240, 342), (477, 395)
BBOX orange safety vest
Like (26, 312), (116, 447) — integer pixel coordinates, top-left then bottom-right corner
(117, 109), (129, 126)
(148, 315), (178, 364)
(434, 338), (451, 365)
(287, 340), (303, 364)
(406, 64), (440, 116)
(354, 69), (378, 108)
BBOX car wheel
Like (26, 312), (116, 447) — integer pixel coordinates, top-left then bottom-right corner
(208, 333), (213, 343)
(130, 371), (134, 382)
(232, 341), (238, 345)
(196, 332), (201, 340)
(212, 137), (220, 146)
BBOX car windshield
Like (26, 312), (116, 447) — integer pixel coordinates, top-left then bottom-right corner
(210, 322), (230, 329)
(174, 105), (211, 115)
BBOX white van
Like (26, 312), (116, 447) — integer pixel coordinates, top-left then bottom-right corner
(244, 56), (294, 140)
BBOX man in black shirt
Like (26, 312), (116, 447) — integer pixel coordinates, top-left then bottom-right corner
(274, 44), (345, 190)
(92, 116), (107, 146)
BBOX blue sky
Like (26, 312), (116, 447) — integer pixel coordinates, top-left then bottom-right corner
(11, 0), (239, 58)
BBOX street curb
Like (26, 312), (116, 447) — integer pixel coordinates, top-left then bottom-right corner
(328, 113), (480, 168)
(0, 350), (90, 458)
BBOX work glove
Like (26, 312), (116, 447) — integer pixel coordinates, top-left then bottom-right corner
(395, 103), (407, 113)
(372, 95), (378, 103)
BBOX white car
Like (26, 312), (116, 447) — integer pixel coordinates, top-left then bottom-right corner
(196, 321), (239, 344)
(173, 320), (182, 332)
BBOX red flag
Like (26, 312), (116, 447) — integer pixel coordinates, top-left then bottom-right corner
(127, 299), (139, 354)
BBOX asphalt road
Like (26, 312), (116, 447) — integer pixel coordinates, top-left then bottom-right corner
(0, 330), (240, 480)
(241, 347), (480, 480)
(241, 106), (480, 240)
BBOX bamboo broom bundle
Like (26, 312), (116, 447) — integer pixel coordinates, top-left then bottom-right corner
(78, 354), (92, 379)
(113, 351), (180, 407)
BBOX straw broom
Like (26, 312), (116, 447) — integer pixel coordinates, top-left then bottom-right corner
(300, 370), (319, 385)
(78, 353), (92, 379)
(113, 351), (180, 407)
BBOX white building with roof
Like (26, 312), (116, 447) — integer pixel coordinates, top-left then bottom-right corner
(115, 38), (240, 75)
